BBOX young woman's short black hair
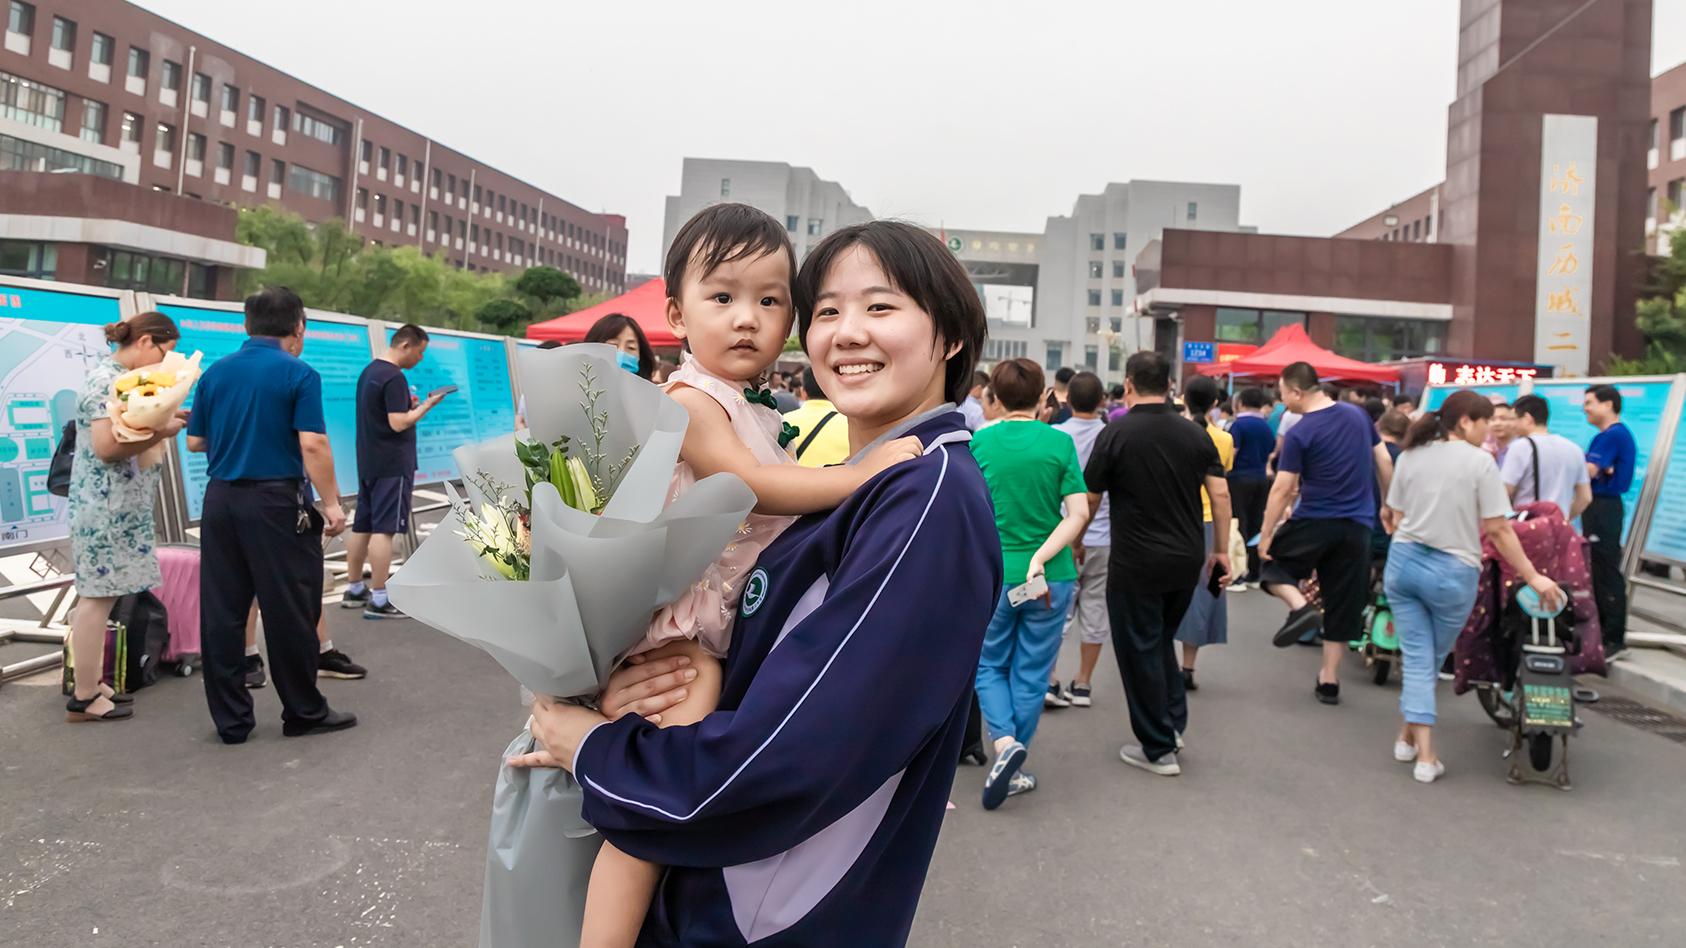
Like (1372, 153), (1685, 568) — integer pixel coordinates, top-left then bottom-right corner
(245, 286), (306, 338)
(793, 220), (987, 404)
(663, 203), (796, 300)
(1183, 375), (1220, 416)
(583, 312), (655, 379)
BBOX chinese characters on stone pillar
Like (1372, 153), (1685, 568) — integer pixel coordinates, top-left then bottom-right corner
(1533, 115), (1597, 375)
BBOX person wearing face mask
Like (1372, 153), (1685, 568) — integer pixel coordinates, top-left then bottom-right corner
(1380, 391), (1563, 783)
(583, 312), (657, 380)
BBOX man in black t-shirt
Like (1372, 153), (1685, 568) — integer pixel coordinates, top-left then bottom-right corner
(1084, 352), (1231, 776)
(343, 324), (443, 619)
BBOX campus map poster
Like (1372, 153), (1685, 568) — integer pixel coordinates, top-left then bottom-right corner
(1642, 411), (1686, 565)
(0, 284), (120, 550)
(161, 304), (372, 519)
(387, 329), (516, 483)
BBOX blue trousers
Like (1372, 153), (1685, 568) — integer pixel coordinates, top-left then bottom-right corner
(1384, 541), (1479, 726)
(975, 581), (1077, 748)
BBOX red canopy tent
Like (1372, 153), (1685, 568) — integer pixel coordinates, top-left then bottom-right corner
(525, 278), (681, 347)
(1195, 324), (1399, 384)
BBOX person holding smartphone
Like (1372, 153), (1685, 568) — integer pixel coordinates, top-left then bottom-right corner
(969, 358), (1090, 809)
(343, 323), (443, 620)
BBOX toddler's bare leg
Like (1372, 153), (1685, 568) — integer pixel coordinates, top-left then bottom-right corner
(580, 639), (721, 945)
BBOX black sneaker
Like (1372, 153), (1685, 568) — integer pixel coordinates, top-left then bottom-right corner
(244, 654), (267, 689)
(1068, 682), (1092, 707)
(317, 649), (367, 680)
(363, 601), (405, 620)
(1044, 681), (1072, 709)
(1315, 680), (1341, 705)
(1274, 604), (1324, 648)
(341, 586), (372, 609)
(1182, 668), (1198, 692)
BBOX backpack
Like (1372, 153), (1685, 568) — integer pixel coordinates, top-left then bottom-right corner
(47, 421), (75, 497)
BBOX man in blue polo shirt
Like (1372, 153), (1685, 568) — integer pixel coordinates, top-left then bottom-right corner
(1227, 387), (1275, 587)
(1583, 383), (1637, 661)
(341, 324), (443, 620)
(186, 286), (355, 744)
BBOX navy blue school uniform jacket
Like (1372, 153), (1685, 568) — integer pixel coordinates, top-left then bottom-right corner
(574, 410), (1000, 947)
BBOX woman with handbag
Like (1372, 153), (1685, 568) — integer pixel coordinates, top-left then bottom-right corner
(65, 312), (188, 722)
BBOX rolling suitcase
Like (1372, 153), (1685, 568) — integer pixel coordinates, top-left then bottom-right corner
(153, 544), (202, 673)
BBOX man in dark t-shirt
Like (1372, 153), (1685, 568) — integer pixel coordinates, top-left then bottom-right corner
(1258, 361), (1394, 706)
(343, 323), (443, 619)
(1084, 352), (1231, 775)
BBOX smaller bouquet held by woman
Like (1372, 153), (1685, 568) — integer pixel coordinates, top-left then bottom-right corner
(107, 349), (203, 468)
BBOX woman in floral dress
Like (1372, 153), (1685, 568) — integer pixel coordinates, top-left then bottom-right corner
(66, 312), (187, 722)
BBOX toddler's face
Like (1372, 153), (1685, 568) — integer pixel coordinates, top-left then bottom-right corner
(667, 247), (793, 382)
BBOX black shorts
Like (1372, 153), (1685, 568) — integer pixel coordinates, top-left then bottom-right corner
(352, 475), (414, 535)
(1261, 518), (1373, 643)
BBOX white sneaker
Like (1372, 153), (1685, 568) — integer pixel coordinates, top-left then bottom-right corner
(1607, 648), (1631, 663)
(1176, 730), (1186, 751)
(1119, 744), (1181, 776)
(1006, 772), (1037, 797)
(1413, 760), (1445, 784)
(1393, 740), (1418, 762)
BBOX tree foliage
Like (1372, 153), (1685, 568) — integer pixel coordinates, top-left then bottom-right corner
(1608, 229), (1686, 375)
(234, 206), (584, 336)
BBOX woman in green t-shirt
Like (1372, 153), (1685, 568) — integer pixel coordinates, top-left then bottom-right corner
(970, 358), (1090, 811)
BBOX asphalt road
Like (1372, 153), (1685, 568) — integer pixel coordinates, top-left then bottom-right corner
(4, 587), (1685, 947)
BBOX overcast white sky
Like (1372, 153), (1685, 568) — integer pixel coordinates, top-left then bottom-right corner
(139, 0), (1686, 273)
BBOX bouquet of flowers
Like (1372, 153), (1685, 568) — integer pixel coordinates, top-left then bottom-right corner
(387, 343), (755, 946)
(108, 349), (203, 467)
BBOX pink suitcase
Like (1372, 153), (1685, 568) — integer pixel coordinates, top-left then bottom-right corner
(153, 544), (201, 666)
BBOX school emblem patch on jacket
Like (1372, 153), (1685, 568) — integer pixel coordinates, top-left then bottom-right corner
(742, 568), (769, 617)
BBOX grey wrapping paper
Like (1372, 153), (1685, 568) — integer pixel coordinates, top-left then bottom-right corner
(387, 343), (756, 948)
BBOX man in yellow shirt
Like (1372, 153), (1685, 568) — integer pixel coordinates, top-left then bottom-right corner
(783, 367), (851, 467)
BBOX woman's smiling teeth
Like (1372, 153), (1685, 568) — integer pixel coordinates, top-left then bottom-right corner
(836, 362), (884, 377)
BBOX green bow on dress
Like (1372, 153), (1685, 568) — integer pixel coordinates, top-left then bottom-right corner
(778, 422), (800, 449)
(743, 387), (779, 410)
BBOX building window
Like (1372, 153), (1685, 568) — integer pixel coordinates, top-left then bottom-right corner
(292, 110), (342, 145)
(0, 240), (55, 280)
(1672, 107), (1685, 146)
(187, 132), (205, 162)
(247, 93), (264, 124)
(49, 14), (71, 53)
(273, 104), (288, 130)
(807, 218), (822, 236)
(0, 70), (66, 131)
(393, 199), (404, 221)
(95, 248), (188, 294)
(1045, 344), (1062, 371)
(1331, 315), (1444, 362)
(720, 177), (730, 197)
(1084, 346), (1099, 370)
(270, 157), (284, 184)
(1087, 289), (1102, 306)
(472, 183), (481, 204)
(1669, 178), (1684, 212)
(243, 150), (259, 177)
(126, 46), (148, 83)
(1111, 289), (1124, 307)
(79, 98), (104, 143)
(1216, 307), (1304, 344)
(1647, 187), (1658, 223)
(6, 1), (33, 37)
(154, 121), (175, 152)
(379, 145), (391, 171)
(217, 141), (234, 169)
(1086, 316), (1101, 334)
(395, 154), (408, 180)
(1089, 233), (1104, 251)
(1087, 260), (1103, 279)
(90, 31), (112, 66)
(220, 83), (237, 113)
(191, 72), (210, 105)
(0, 132), (122, 178)
(374, 193), (387, 215)
(1187, 202), (1198, 222)
(1113, 232), (1127, 250)
(160, 59), (180, 93)
(1113, 261), (1125, 279)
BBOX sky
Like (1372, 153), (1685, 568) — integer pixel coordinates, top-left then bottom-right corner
(138, 0), (1686, 275)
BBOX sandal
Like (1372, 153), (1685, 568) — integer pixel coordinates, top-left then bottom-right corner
(98, 682), (135, 705)
(66, 693), (134, 722)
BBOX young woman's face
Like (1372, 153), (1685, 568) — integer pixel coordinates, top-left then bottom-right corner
(611, 325), (642, 357)
(667, 247), (793, 381)
(806, 245), (952, 435)
(1457, 414), (1490, 447)
(133, 334), (177, 366)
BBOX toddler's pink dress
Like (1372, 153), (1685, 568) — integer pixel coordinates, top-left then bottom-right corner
(633, 359), (796, 659)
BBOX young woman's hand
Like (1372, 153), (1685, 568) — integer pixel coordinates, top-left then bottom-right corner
(857, 437), (923, 479)
(1025, 557), (1047, 582)
(599, 652), (699, 724)
(1527, 573), (1567, 613)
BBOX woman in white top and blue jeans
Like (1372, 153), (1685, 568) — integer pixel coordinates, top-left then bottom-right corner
(1380, 391), (1563, 784)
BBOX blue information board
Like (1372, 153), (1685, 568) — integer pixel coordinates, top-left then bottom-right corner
(388, 329), (515, 483)
(1530, 379), (1675, 543)
(0, 284), (123, 548)
(1643, 411), (1686, 564)
(1421, 384), (1523, 411)
(1182, 341), (1215, 364)
(162, 304), (373, 520)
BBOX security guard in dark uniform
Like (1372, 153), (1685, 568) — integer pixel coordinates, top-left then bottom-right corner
(186, 286), (356, 744)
